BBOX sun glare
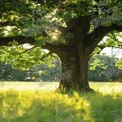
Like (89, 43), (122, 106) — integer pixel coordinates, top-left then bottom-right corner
(52, 35), (57, 40)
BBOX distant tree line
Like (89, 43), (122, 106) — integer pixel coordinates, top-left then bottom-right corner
(88, 54), (122, 82)
(0, 55), (122, 82)
(0, 57), (62, 81)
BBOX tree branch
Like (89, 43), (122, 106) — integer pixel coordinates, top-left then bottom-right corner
(57, 25), (67, 33)
(17, 46), (36, 55)
(0, 36), (35, 46)
(88, 24), (122, 45)
(0, 21), (16, 27)
(85, 24), (122, 54)
(108, 32), (117, 40)
(109, 32), (122, 44)
(0, 34), (70, 58)
(42, 42), (71, 57)
(97, 44), (105, 50)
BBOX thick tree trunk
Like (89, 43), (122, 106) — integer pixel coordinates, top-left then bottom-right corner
(58, 52), (92, 91)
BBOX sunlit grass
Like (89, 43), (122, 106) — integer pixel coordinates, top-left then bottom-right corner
(0, 90), (94, 122)
(0, 81), (58, 91)
(0, 82), (122, 122)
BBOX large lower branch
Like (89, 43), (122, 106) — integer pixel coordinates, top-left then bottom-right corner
(0, 31), (50, 46)
(0, 36), (35, 46)
(0, 35), (71, 58)
(88, 24), (122, 43)
(0, 21), (16, 27)
(86, 24), (122, 54)
(42, 42), (71, 57)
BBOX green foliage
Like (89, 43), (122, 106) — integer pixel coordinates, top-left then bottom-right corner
(56, 0), (94, 21)
(116, 59), (122, 70)
(0, 57), (61, 81)
(33, 57), (61, 81)
(89, 54), (122, 81)
(90, 58), (108, 70)
(0, 45), (56, 70)
(0, 62), (27, 81)
(105, 32), (122, 48)
(0, 54), (122, 82)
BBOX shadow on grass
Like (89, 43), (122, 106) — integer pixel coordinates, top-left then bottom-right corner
(0, 90), (122, 122)
(67, 90), (122, 122)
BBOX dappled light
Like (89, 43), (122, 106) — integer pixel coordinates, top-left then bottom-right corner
(0, 90), (94, 122)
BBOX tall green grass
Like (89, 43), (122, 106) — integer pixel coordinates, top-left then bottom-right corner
(0, 82), (122, 122)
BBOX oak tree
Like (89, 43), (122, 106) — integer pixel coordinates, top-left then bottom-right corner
(0, 0), (122, 91)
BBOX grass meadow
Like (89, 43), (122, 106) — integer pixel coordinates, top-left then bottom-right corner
(0, 82), (122, 122)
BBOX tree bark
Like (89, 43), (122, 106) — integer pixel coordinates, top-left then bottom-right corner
(57, 17), (93, 91)
(58, 50), (92, 91)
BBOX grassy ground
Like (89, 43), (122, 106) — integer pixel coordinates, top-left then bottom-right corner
(0, 82), (122, 122)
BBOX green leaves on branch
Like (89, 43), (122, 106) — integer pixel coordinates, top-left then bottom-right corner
(90, 1), (122, 29)
(105, 32), (122, 48)
(57, 0), (94, 21)
(90, 58), (108, 70)
(116, 59), (122, 70)
(0, 44), (50, 70)
(35, 36), (51, 46)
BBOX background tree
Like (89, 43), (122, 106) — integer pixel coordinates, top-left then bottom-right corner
(1, 54), (122, 82)
(0, 0), (122, 91)
(25, 57), (61, 81)
(88, 54), (122, 81)
(116, 59), (122, 70)
(0, 62), (27, 81)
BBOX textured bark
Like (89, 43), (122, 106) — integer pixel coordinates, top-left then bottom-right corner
(58, 52), (92, 91)
(57, 17), (92, 91)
